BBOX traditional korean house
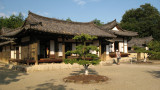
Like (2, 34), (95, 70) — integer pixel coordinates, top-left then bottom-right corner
(99, 19), (138, 60)
(0, 11), (117, 64)
(0, 27), (17, 62)
(128, 36), (153, 60)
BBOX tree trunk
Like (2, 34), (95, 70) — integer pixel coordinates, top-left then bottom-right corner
(84, 64), (89, 75)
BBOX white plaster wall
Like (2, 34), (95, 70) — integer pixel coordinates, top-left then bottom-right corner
(109, 43), (114, 52)
(106, 45), (109, 55)
(119, 42), (124, 52)
(124, 39), (128, 53)
(112, 26), (119, 31)
(58, 43), (63, 56)
(11, 50), (15, 59)
(72, 43), (76, 56)
(50, 40), (55, 55)
(19, 46), (21, 59)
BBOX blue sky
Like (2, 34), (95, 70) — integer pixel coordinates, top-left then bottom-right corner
(0, 0), (160, 23)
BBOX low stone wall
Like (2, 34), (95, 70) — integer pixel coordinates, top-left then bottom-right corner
(26, 63), (83, 72)
(4, 61), (112, 72)
(5, 63), (85, 72)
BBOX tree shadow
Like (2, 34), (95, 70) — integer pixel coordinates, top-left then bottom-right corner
(147, 71), (160, 78)
(70, 68), (98, 75)
(27, 79), (68, 90)
(0, 64), (28, 85)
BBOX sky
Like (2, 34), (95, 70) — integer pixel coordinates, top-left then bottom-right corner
(0, 0), (160, 23)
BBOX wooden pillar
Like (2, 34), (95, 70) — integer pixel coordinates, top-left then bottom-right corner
(54, 38), (58, 58)
(34, 40), (39, 65)
(99, 39), (101, 59)
(62, 38), (65, 59)
(103, 44), (106, 61)
(123, 37), (124, 53)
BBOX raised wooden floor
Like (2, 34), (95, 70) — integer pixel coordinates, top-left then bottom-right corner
(9, 58), (63, 65)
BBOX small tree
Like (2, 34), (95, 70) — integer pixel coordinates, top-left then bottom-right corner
(66, 17), (72, 22)
(64, 34), (100, 75)
(93, 18), (104, 26)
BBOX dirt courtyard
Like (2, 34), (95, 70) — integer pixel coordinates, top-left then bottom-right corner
(0, 63), (160, 90)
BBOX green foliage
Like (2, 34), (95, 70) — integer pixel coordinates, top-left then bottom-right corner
(64, 34), (100, 66)
(73, 33), (97, 42)
(148, 40), (160, 52)
(147, 41), (160, 60)
(64, 59), (100, 65)
(0, 12), (24, 30)
(132, 46), (146, 53)
(92, 18), (104, 26)
(66, 17), (72, 22)
(147, 51), (160, 60)
(120, 3), (160, 41)
(66, 45), (98, 58)
(132, 41), (160, 60)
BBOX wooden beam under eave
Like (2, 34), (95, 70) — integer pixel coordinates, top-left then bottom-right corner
(62, 38), (65, 60)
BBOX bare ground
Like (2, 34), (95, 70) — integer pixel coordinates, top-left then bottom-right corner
(0, 63), (160, 90)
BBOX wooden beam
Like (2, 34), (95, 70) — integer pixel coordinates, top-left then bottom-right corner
(34, 40), (39, 65)
(54, 38), (58, 58)
(99, 39), (101, 59)
(103, 44), (106, 61)
(62, 37), (65, 59)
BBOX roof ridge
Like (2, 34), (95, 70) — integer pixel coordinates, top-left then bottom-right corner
(102, 19), (117, 26)
(28, 11), (94, 25)
(1, 27), (22, 34)
(92, 23), (117, 37)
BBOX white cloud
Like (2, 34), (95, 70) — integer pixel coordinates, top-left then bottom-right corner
(37, 12), (49, 16)
(12, 11), (17, 15)
(0, 12), (27, 18)
(22, 12), (26, 17)
(89, 0), (101, 2)
(73, 0), (86, 6)
(44, 12), (49, 15)
(73, 0), (101, 6)
(0, 13), (9, 17)
(0, 13), (6, 17)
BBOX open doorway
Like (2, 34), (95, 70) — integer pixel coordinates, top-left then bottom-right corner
(39, 40), (50, 58)
(65, 42), (72, 57)
(114, 41), (119, 52)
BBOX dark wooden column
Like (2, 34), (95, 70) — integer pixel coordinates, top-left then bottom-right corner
(99, 39), (102, 59)
(34, 40), (39, 65)
(62, 38), (65, 59)
(54, 38), (58, 59)
(31, 36), (39, 65)
(102, 43), (106, 61)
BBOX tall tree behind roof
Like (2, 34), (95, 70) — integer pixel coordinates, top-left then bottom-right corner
(0, 12), (24, 30)
(120, 3), (160, 41)
(93, 18), (104, 26)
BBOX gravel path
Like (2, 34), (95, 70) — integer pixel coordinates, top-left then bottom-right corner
(0, 63), (160, 90)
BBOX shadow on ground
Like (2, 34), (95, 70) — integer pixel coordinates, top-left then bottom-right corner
(70, 68), (98, 75)
(0, 63), (28, 85)
(26, 79), (69, 90)
(147, 71), (160, 78)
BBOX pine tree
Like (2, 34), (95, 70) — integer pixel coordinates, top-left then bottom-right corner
(64, 34), (100, 75)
